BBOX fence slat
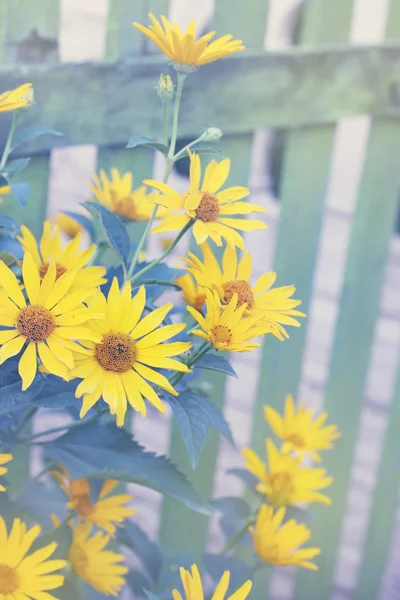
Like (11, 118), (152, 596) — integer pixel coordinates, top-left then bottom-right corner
(159, 1), (270, 560)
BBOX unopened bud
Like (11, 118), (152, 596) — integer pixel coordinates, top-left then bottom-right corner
(158, 74), (174, 101)
(203, 127), (223, 142)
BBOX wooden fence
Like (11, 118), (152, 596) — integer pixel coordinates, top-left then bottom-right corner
(1, 0), (400, 598)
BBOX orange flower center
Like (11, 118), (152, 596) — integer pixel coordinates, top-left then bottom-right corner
(0, 565), (19, 594)
(195, 193), (220, 222)
(111, 192), (139, 220)
(17, 305), (56, 341)
(286, 433), (305, 448)
(70, 478), (94, 517)
(223, 280), (254, 308)
(192, 294), (206, 311)
(268, 472), (295, 506)
(95, 332), (136, 372)
(211, 325), (232, 350)
(39, 263), (68, 280)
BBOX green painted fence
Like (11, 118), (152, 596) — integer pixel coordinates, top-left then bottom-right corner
(1, 0), (400, 598)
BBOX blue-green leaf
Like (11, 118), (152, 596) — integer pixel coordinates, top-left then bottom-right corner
(0, 251), (17, 267)
(10, 126), (63, 152)
(10, 181), (29, 208)
(211, 497), (251, 542)
(228, 468), (259, 489)
(196, 353), (237, 378)
(143, 591), (161, 600)
(0, 215), (19, 236)
(83, 202), (130, 266)
(118, 521), (163, 582)
(126, 135), (168, 155)
(64, 211), (95, 240)
(3, 158), (31, 177)
(203, 554), (251, 592)
(0, 377), (42, 413)
(179, 142), (224, 159)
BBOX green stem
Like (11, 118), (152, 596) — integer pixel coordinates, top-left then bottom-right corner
(132, 279), (181, 290)
(0, 110), (17, 171)
(163, 100), (169, 147)
(19, 410), (110, 443)
(168, 72), (187, 159)
(219, 517), (255, 555)
(15, 405), (37, 434)
(169, 341), (212, 387)
(12, 460), (56, 501)
(173, 131), (207, 161)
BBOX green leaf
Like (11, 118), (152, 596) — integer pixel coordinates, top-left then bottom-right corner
(64, 211), (95, 239)
(10, 181), (29, 208)
(10, 126), (63, 152)
(0, 251), (17, 267)
(178, 142), (225, 159)
(196, 353), (237, 378)
(44, 423), (212, 515)
(203, 554), (251, 593)
(118, 521), (163, 582)
(0, 216), (19, 236)
(126, 135), (168, 155)
(83, 202), (130, 266)
(3, 158), (31, 177)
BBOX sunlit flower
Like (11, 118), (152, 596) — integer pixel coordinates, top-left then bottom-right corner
(0, 83), (34, 112)
(55, 213), (82, 238)
(173, 564), (252, 600)
(176, 273), (206, 311)
(188, 289), (269, 353)
(182, 242), (305, 340)
(0, 253), (102, 389)
(68, 522), (127, 597)
(0, 453), (12, 492)
(250, 505), (320, 570)
(265, 394), (341, 462)
(88, 169), (167, 221)
(145, 152), (266, 249)
(18, 221), (106, 292)
(71, 279), (192, 426)
(52, 465), (135, 535)
(243, 439), (332, 507)
(133, 14), (245, 69)
(0, 516), (65, 599)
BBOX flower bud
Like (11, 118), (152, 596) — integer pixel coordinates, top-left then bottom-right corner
(203, 127), (223, 142)
(158, 74), (174, 101)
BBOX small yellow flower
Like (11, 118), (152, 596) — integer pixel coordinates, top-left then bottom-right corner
(0, 185), (11, 204)
(265, 394), (341, 462)
(188, 289), (270, 353)
(133, 14), (245, 69)
(250, 504), (320, 570)
(0, 453), (12, 492)
(70, 279), (192, 426)
(176, 273), (206, 311)
(145, 151), (266, 249)
(0, 83), (34, 112)
(55, 213), (82, 238)
(243, 439), (332, 507)
(182, 242), (305, 340)
(68, 522), (128, 597)
(52, 465), (135, 535)
(173, 564), (252, 600)
(0, 516), (66, 599)
(0, 253), (103, 389)
(88, 168), (167, 221)
(18, 221), (106, 292)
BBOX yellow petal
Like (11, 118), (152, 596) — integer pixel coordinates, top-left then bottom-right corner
(22, 252), (40, 304)
(18, 342), (37, 390)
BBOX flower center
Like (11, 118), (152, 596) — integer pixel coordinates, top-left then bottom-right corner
(268, 472), (295, 506)
(222, 280), (254, 308)
(71, 479), (94, 517)
(111, 191), (139, 220)
(69, 544), (88, 573)
(210, 325), (232, 350)
(195, 192), (220, 222)
(95, 331), (136, 372)
(286, 433), (305, 448)
(39, 263), (68, 280)
(193, 294), (206, 311)
(17, 305), (56, 342)
(0, 564), (19, 594)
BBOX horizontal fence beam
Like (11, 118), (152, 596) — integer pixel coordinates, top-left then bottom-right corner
(2, 44), (400, 153)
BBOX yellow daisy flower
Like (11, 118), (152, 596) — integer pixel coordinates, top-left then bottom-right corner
(0, 453), (12, 492)
(133, 14), (245, 69)
(18, 221), (106, 292)
(55, 213), (82, 238)
(0, 516), (66, 599)
(0, 253), (103, 389)
(181, 242), (305, 340)
(242, 439), (332, 507)
(88, 168), (167, 221)
(175, 273), (206, 311)
(265, 394), (341, 462)
(145, 152), (266, 249)
(0, 83), (33, 112)
(173, 564), (252, 600)
(71, 279), (192, 426)
(188, 289), (269, 353)
(68, 522), (128, 597)
(250, 504), (320, 570)
(52, 464), (135, 535)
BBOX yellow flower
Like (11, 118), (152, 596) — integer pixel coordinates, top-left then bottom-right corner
(88, 168), (167, 221)
(18, 221), (106, 292)
(250, 505), (320, 570)
(68, 522), (128, 597)
(181, 242), (305, 340)
(0, 253), (103, 389)
(173, 564), (252, 600)
(0, 516), (66, 599)
(243, 439), (332, 507)
(145, 152), (266, 249)
(188, 289), (269, 353)
(52, 464), (135, 535)
(0, 83), (34, 112)
(55, 213), (82, 238)
(133, 14), (245, 68)
(70, 279), (192, 426)
(0, 186), (11, 203)
(0, 453), (12, 492)
(176, 273), (206, 311)
(265, 394), (341, 462)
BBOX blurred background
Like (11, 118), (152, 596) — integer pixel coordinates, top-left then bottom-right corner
(1, 1), (400, 599)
